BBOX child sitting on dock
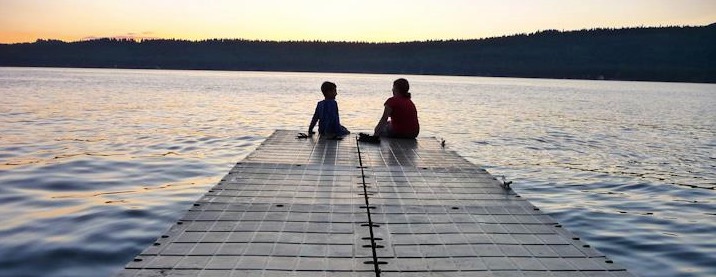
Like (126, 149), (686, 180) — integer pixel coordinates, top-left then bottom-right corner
(373, 78), (419, 138)
(308, 81), (350, 138)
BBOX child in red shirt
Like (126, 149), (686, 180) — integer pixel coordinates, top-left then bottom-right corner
(373, 78), (419, 138)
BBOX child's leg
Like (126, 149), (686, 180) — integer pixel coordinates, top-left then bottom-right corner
(380, 122), (394, 137)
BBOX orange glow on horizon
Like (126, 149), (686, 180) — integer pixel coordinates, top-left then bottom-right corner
(0, 0), (714, 44)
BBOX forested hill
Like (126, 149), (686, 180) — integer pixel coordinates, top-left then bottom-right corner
(1, 24), (714, 83)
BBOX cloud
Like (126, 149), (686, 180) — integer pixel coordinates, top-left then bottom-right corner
(81, 32), (160, 41)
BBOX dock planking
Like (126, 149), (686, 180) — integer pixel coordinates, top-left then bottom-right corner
(119, 130), (631, 276)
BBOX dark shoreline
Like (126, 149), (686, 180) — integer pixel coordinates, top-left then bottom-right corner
(2, 24), (715, 84)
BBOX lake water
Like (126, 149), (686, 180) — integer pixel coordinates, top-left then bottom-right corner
(0, 67), (714, 277)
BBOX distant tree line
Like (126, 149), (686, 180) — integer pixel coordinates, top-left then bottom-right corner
(1, 24), (714, 83)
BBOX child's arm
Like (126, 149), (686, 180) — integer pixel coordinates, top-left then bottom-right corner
(333, 103), (346, 136)
(373, 105), (392, 136)
(308, 103), (320, 134)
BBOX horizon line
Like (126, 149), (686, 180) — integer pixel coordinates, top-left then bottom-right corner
(3, 23), (713, 45)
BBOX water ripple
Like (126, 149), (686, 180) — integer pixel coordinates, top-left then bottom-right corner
(0, 68), (714, 276)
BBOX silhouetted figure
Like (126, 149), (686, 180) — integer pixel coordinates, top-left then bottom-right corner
(373, 78), (419, 138)
(308, 81), (350, 138)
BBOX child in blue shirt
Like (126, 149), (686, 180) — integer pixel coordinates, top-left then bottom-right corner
(308, 81), (350, 137)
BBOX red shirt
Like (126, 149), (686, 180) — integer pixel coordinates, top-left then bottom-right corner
(385, 95), (419, 137)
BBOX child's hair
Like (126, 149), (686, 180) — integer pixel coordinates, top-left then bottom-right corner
(321, 81), (337, 96)
(393, 78), (410, 98)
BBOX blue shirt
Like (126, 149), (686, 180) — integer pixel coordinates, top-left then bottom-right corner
(311, 99), (347, 135)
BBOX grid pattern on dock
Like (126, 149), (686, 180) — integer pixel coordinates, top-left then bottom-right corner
(358, 141), (630, 276)
(119, 130), (631, 276)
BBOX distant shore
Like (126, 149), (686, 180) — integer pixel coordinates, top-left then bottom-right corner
(2, 24), (715, 83)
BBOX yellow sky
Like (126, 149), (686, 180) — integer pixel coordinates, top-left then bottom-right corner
(1, 0), (715, 43)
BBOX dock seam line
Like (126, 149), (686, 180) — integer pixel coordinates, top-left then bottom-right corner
(356, 137), (381, 277)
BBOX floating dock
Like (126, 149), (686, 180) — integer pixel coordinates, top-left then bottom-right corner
(119, 130), (631, 276)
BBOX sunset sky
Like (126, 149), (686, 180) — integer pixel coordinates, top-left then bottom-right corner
(1, 0), (715, 43)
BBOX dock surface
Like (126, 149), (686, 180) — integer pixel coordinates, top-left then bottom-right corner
(120, 130), (631, 276)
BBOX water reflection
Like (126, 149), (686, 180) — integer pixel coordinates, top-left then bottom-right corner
(0, 68), (714, 276)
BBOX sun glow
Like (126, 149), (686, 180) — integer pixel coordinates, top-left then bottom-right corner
(1, 0), (714, 43)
